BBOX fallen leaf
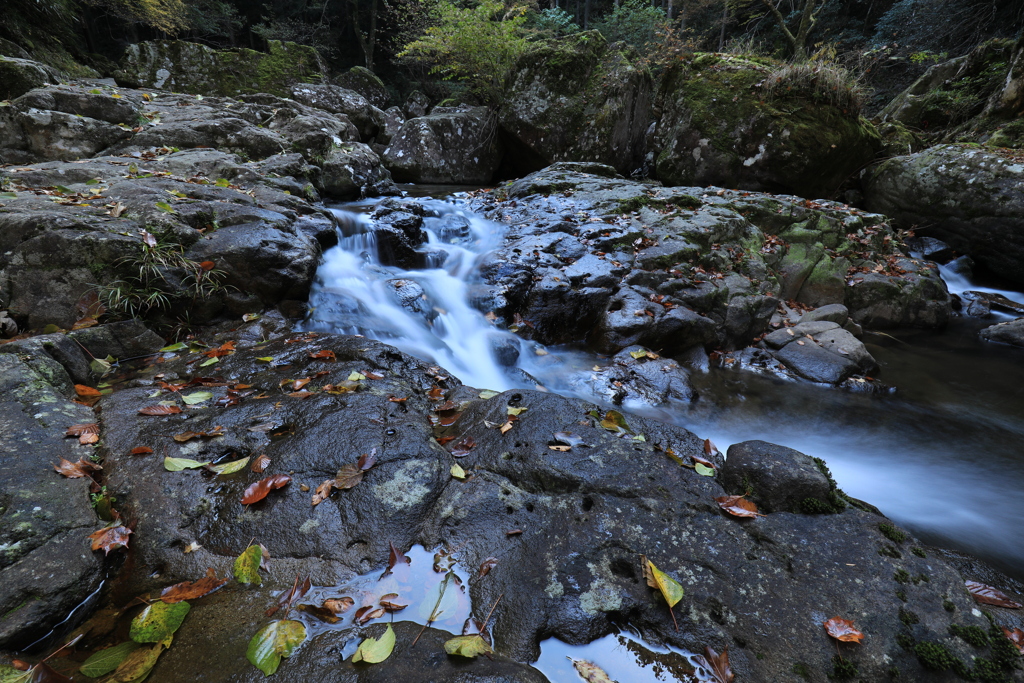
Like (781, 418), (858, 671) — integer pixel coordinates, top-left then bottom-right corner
(599, 410), (632, 433)
(703, 439), (721, 458)
(138, 405), (182, 416)
(966, 580), (1023, 608)
(694, 646), (734, 683)
(355, 606), (385, 624)
(428, 385), (444, 400)
(181, 391), (213, 405)
(695, 463), (716, 476)
(199, 260), (215, 271)
(65, 423), (99, 439)
(823, 616), (865, 643)
(552, 432), (586, 448)
(79, 641), (142, 678)
(131, 447), (154, 455)
(296, 603), (340, 623)
(160, 569), (229, 603)
(266, 575), (311, 618)
(691, 454), (717, 471)
(324, 597), (354, 614)
(1003, 626), (1024, 653)
(444, 634), (493, 658)
(53, 458), (102, 478)
(16, 662), (72, 682)
(642, 555), (683, 630)
(75, 384), (102, 398)
(451, 463), (468, 480)
(714, 495), (765, 518)
(479, 557), (498, 577)
(234, 545), (263, 584)
(506, 529), (522, 536)
(379, 593), (408, 612)
(570, 658), (617, 683)
(451, 436), (476, 457)
(347, 371), (366, 381)
(311, 479), (334, 506)
(172, 426), (225, 442)
(358, 449), (377, 471)
(334, 463), (363, 490)
(108, 637), (171, 683)
(381, 542), (411, 579)
(164, 457), (210, 471)
(363, 370), (384, 380)
(130, 601), (190, 643)
(251, 454), (271, 473)
(207, 456), (250, 475)
(246, 620), (306, 675)
(352, 624), (395, 664)
(89, 523), (132, 555)
(242, 474), (292, 505)
(308, 349), (336, 361)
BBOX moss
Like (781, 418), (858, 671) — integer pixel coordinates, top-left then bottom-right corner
(899, 608), (920, 626)
(894, 569), (910, 584)
(879, 522), (907, 543)
(792, 662), (812, 679)
(803, 497), (840, 514)
(914, 641), (958, 671)
(949, 624), (989, 648)
(972, 659), (1013, 683)
(879, 544), (902, 559)
(895, 588), (907, 602)
(896, 633), (915, 650)
(943, 599), (956, 612)
(828, 655), (858, 680)
(913, 573), (929, 585)
(911, 546), (927, 558)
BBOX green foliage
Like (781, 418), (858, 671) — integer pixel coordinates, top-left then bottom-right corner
(879, 522), (907, 543)
(82, 0), (190, 34)
(898, 607), (919, 626)
(829, 654), (858, 679)
(529, 8), (580, 38)
(914, 641), (958, 671)
(943, 599), (956, 612)
(592, 0), (667, 57)
(949, 624), (990, 648)
(399, 0), (531, 105)
(894, 569), (910, 584)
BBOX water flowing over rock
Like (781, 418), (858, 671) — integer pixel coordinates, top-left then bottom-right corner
(864, 143), (1024, 286)
(114, 40), (324, 98)
(499, 32), (652, 176)
(652, 54), (880, 198)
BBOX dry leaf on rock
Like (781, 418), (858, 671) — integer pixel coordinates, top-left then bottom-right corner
(823, 616), (865, 643)
(714, 495), (765, 518)
(966, 580), (1023, 608)
(241, 474), (292, 505)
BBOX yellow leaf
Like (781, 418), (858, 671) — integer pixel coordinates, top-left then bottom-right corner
(641, 555), (684, 608)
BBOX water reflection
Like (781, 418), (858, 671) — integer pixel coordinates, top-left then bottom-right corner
(535, 629), (703, 683)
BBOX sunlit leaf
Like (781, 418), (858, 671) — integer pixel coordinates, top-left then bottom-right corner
(506, 406), (527, 416)
(599, 410), (631, 433)
(966, 581), (1023, 608)
(695, 463), (716, 476)
(181, 391), (213, 405)
(444, 634), (493, 658)
(347, 371), (366, 381)
(234, 545), (263, 584)
(642, 555), (684, 608)
(823, 616), (865, 643)
(714, 495), (764, 518)
(164, 457), (210, 471)
(451, 463), (468, 480)
(79, 641), (141, 678)
(479, 390), (498, 399)
(130, 601), (190, 643)
(160, 569), (229, 603)
(207, 457), (250, 475)
(89, 523), (131, 555)
(246, 620), (306, 675)
(352, 624), (395, 664)
(241, 474), (292, 504)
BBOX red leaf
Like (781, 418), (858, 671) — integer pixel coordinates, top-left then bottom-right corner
(363, 370), (383, 380)
(138, 405), (182, 416)
(88, 523), (132, 555)
(65, 423), (99, 438)
(1003, 626), (1024, 653)
(358, 448), (377, 471)
(199, 260), (215, 271)
(54, 458), (102, 479)
(74, 384), (102, 397)
(241, 474), (292, 505)
(309, 349), (336, 361)
(356, 606), (384, 624)
(966, 580), (1023, 608)
(251, 454), (271, 473)
(204, 340), (236, 358)
(25, 662), (72, 682)
(380, 541), (410, 579)
(694, 646), (733, 683)
(714, 495), (764, 518)
(479, 557), (498, 577)
(160, 568), (229, 603)
(131, 446), (154, 455)
(823, 616), (865, 643)
(703, 438), (721, 458)
(451, 437), (476, 457)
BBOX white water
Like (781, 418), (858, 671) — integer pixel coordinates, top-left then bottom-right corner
(306, 195), (1024, 581)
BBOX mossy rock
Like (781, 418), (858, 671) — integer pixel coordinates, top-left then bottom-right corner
(335, 66), (389, 109)
(114, 40), (324, 97)
(498, 31), (653, 176)
(652, 53), (880, 199)
(0, 56), (62, 100)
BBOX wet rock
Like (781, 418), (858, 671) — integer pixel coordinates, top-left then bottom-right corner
(0, 56), (62, 100)
(290, 83), (385, 142)
(383, 106), (502, 184)
(14, 86), (142, 126)
(763, 321), (841, 349)
(0, 333), (92, 385)
(67, 321), (165, 361)
(980, 317), (1024, 347)
(774, 338), (860, 384)
(0, 354), (104, 650)
(800, 303), (849, 325)
(403, 90), (430, 119)
(964, 290), (1024, 315)
(115, 39), (324, 97)
(499, 32), (652, 176)
(334, 66), (390, 110)
(378, 106), (405, 146)
(17, 107), (133, 161)
(720, 440), (834, 513)
(653, 53), (880, 198)
(319, 142), (398, 200)
(573, 346), (696, 406)
(905, 236), (955, 263)
(865, 144), (1024, 286)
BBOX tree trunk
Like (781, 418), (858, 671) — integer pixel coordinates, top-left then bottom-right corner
(718, 0), (728, 51)
(758, 0), (819, 59)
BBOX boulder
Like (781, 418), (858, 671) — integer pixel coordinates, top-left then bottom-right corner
(865, 143), (1024, 286)
(378, 106), (405, 145)
(720, 440), (835, 513)
(334, 66), (390, 109)
(403, 90), (430, 118)
(653, 54), (880, 198)
(980, 317), (1024, 347)
(774, 337), (860, 384)
(15, 108), (132, 161)
(289, 83), (385, 142)
(0, 354), (105, 649)
(319, 142), (398, 200)
(800, 303), (849, 325)
(383, 106), (503, 184)
(0, 56), (62, 100)
(499, 31), (652, 176)
(115, 40), (324, 97)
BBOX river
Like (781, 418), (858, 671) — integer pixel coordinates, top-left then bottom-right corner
(304, 189), (1024, 584)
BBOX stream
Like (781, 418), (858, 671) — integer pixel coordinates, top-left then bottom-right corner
(302, 189), (1024, 677)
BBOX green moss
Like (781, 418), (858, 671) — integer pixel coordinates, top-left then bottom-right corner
(879, 544), (902, 559)
(894, 569), (910, 584)
(972, 658), (1013, 683)
(899, 608), (919, 626)
(879, 522), (907, 543)
(911, 547), (927, 558)
(792, 662), (812, 679)
(943, 599), (956, 612)
(828, 655), (858, 680)
(895, 588), (907, 602)
(949, 624), (989, 648)
(887, 665), (902, 679)
(914, 642), (958, 671)
(896, 633), (915, 650)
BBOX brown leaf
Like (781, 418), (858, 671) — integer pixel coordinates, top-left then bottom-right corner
(363, 370), (384, 380)
(160, 568), (229, 603)
(241, 474), (292, 505)
(334, 463), (363, 490)
(287, 391), (314, 399)
(23, 662), (72, 682)
(140, 229), (158, 247)
(131, 446), (154, 455)
(379, 593), (408, 612)
(358, 449), (377, 471)
(199, 260), (216, 271)
(323, 597), (354, 614)
(311, 479), (334, 506)
(308, 349), (336, 361)
(266, 575), (311, 617)
(966, 580), (1023, 608)
(88, 523), (132, 555)
(204, 340), (236, 358)
(451, 437), (476, 457)
(479, 557), (498, 577)
(703, 438), (721, 458)
(427, 385), (444, 400)
(65, 423), (99, 438)
(380, 541), (411, 579)
(388, 395), (407, 403)
(714, 495), (764, 518)
(691, 454), (717, 471)
(172, 426), (225, 442)
(694, 646), (733, 683)
(79, 432), (100, 445)
(506, 529), (522, 536)
(437, 436), (456, 446)
(54, 458), (102, 479)
(1003, 626), (1024, 653)
(138, 405), (182, 416)
(356, 606), (384, 624)
(296, 603), (340, 623)
(251, 454), (271, 473)
(823, 616), (865, 643)
(75, 384), (102, 397)
(285, 378), (310, 391)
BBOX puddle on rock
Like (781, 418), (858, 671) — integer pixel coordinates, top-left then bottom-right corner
(534, 628), (708, 683)
(286, 545), (473, 659)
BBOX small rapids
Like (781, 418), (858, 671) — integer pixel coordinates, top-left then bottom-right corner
(305, 193), (1024, 585)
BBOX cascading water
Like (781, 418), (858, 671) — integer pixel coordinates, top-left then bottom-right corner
(305, 193), (1024, 583)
